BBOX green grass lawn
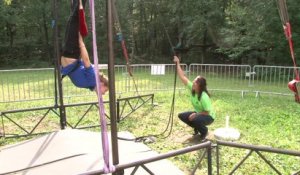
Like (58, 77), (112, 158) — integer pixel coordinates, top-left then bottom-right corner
(1, 68), (300, 174)
(1, 90), (299, 174)
(117, 91), (300, 174)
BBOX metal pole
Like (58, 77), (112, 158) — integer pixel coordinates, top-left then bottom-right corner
(217, 140), (300, 156)
(107, 0), (121, 174)
(207, 146), (212, 175)
(53, 0), (66, 129)
(216, 144), (220, 175)
(116, 101), (120, 122)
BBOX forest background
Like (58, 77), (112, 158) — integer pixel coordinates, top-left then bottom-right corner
(1, 0), (300, 69)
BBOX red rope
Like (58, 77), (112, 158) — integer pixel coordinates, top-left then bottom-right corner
(284, 22), (300, 102)
(277, 0), (300, 102)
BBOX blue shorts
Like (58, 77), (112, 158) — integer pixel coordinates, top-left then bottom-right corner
(61, 60), (96, 91)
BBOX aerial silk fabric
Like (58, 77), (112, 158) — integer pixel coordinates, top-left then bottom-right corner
(79, 9), (88, 37)
(89, 0), (115, 173)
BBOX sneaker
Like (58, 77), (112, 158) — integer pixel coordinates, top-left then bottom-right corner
(199, 132), (208, 141)
(193, 128), (199, 136)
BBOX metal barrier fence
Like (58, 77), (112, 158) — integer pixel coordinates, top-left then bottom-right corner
(252, 65), (300, 94)
(120, 64), (186, 93)
(1, 64), (299, 103)
(0, 68), (55, 102)
(189, 64), (252, 92)
(0, 64), (187, 104)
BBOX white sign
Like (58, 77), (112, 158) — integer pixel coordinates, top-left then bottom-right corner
(151, 64), (165, 75)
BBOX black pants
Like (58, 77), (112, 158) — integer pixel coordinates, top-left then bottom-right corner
(178, 111), (214, 136)
(62, 0), (87, 59)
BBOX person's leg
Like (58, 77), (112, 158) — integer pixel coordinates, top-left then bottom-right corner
(192, 114), (214, 138)
(178, 111), (196, 134)
(62, 0), (80, 60)
(72, 0), (87, 9)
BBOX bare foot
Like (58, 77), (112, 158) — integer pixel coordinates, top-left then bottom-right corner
(79, 0), (83, 9)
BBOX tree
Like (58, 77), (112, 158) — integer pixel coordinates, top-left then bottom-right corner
(1, 0), (300, 68)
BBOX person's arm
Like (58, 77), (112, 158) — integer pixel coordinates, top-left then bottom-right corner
(79, 33), (91, 68)
(173, 56), (188, 85)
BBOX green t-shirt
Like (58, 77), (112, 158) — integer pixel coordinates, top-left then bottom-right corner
(187, 81), (215, 119)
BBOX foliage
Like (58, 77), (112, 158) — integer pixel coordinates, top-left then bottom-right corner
(0, 0), (300, 67)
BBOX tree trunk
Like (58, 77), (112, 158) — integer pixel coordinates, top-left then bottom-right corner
(201, 29), (208, 64)
(7, 23), (16, 49)
(42, 10), (53, 64)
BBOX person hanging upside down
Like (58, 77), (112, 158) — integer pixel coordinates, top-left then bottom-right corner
(173, 56), (215, 141)
(61, 0), (108, 94)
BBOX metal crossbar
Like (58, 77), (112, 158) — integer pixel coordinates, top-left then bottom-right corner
(78, 141), (213, 175)
(117, 94), (154, 122)
(1, 106), (60, 138)
(1, 95), (153, 138)
(62, 102), (102, 129)
(131, 164), (154, 175)
(191, 149), (207, 175)
(216, 140), (300, 175)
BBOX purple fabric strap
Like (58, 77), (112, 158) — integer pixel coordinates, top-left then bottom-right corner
(89, 0), (115, 173)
